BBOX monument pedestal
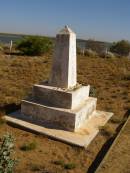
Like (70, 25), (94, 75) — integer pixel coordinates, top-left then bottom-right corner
(21, 84), (96, 132)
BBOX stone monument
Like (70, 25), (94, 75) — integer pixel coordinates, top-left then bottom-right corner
(4, 26), (113, 147)
(21, 26), (94, 131)
(50, 26), (77, 88)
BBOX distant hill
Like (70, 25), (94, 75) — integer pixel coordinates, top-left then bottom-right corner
(0, 33), (24, 44)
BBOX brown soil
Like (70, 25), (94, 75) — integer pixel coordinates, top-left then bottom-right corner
(96, 117), (130, 173)
(0, 53), (130, 173)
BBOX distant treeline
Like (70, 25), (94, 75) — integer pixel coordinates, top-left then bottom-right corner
(0, 33), (111, 50)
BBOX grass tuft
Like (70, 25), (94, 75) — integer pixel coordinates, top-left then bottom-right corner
(53, 160), (64, 166)
(64, 163), (76, 170)
(30, 164), (45, 172)
(53, 160), (76, 170)
(99, 124), (115, 138)
(20, 142), (37, 151)
(0, 118), (6, 126)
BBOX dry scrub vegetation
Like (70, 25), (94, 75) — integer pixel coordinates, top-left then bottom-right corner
(0, 52), (130, 173)
(0, 53), (51, 108)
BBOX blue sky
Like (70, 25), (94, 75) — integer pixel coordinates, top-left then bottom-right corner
(0, 0), (130, 42)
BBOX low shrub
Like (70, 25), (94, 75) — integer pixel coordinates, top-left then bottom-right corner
(53, 160), (64, 166)
(20, 142), (37, 151)
(16, 36), (53, 56)
(53, 160), (76, 170)
(64, 163), (76, 170)
(89, 86), (97, 97)
(30, 164), (45, 172)
(100, 52), (116, 59)
(84, 49), (98, 58)
(0, 134), (16, 173)
(110, 40), (130, 56)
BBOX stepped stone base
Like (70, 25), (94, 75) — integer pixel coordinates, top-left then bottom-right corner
(21, 97), (97, 131)
(33, 84), (90, 109)
(4, 110), (113, 147)
(11, 82), (113, 147)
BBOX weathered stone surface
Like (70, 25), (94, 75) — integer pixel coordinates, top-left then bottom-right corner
(49, 26), (77, 89)
(33, 84), (90, 109)
(21, 97), (97, 131)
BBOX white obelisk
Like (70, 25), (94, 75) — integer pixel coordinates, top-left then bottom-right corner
(49, 26), (77, 88)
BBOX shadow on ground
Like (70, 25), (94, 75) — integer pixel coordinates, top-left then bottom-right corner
(87, 109), (130, 173)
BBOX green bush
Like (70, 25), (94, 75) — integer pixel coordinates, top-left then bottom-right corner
(86, 39), (106, 54)
(16, 36), (52, 56)
(0, 134), (16, 173)
(110, 40), (130, 56)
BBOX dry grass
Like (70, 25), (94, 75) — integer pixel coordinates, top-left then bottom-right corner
(96, 117), (130, 173)
(0, 53), (52, 108)
(0, 53), (130, 172)
(77, 55), (130, 122)
(99, 124), (116, 138)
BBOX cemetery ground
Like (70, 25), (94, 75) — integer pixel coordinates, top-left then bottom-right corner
(0, 52), (130, 173)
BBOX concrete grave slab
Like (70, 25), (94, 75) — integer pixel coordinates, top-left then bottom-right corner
(4, 110), (113, 147)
